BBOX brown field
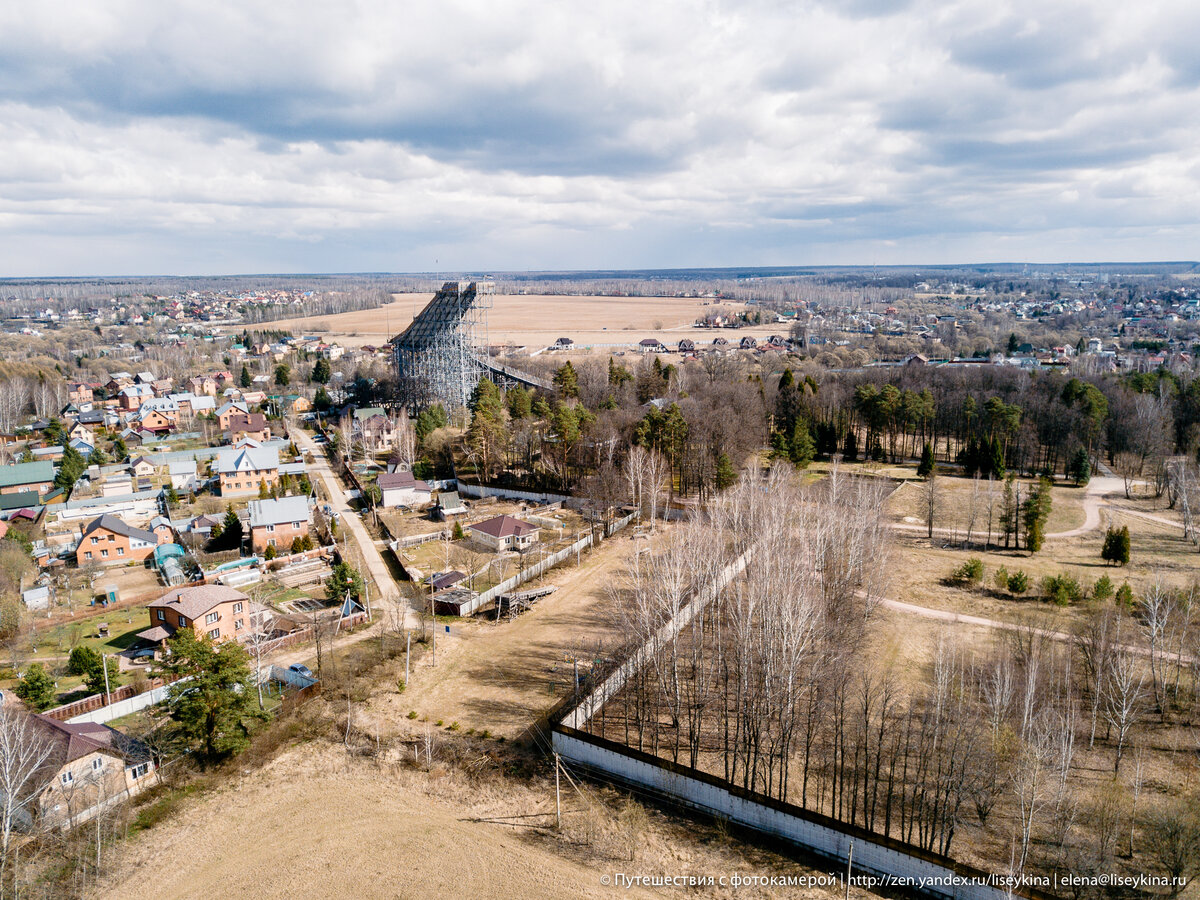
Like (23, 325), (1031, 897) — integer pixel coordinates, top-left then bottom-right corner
(99, 746), (660, 900)
(269, 293), (783, 350)
(386, 527), (646, 740)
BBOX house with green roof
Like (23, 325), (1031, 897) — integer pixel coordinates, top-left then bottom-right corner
(0, 461), (55, 500)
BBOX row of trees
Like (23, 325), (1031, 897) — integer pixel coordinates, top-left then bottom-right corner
(596, 469), (1200, 888)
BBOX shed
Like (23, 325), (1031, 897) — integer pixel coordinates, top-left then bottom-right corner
(21, 585), (50, 610)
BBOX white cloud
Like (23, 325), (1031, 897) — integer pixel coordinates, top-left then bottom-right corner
(0, 0), (1198, 274)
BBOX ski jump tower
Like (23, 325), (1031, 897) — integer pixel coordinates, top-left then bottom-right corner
(390, 280), (493, 411)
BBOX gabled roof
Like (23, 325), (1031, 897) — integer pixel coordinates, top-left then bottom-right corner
(0, 461), (54, 489)
(81, 514), (157, 545)
(469, 514), (537, 539)
(216, 446), (279, 474)
(247, 495), (310, 528)
(377, 471), (430, 492)
(215, 401), (249, 418)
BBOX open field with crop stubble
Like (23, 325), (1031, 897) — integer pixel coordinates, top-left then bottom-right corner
(269, 293), (774, 349)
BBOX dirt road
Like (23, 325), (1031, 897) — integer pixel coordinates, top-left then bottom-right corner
(891, 474), (1121, 540)
(291, 428), (416, 630)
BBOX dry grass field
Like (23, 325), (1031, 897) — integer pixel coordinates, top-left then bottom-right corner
(385, 528), (646, 740)
(269, 293), (777, 350)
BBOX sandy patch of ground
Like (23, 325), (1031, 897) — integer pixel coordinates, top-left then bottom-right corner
(386, 530), (644, 739)
(98, 747), (658, 900)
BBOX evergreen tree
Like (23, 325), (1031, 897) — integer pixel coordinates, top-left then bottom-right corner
(221, 504), (243, 550)
(274, 363), (291, 386)
(89, 445), (109, 467)
(325, 560), (364, 602)
(156, 631), (265, 759)
(788, 421), (815, 469)
(55, 442), (87, 493)
(714, 452), (737, 490)
(917, 441), (936, 478)
(67, 645), (101, 676)
(607, 357), (632, 388)
(111, 436), (128, 461)
(467, 378), (508, 478)
(14, 663), (57, 710)
(314, 386), (332, 412)
(989, 436), (1006, 479)
(506, 386), (532, 420)
(1022, 477), (1053, 554)
(552, 361), (580, 398)
(1007, 332), (1020, 355)
(239, 365), (252, 389)
(1068, 447), (1091, 486)
(1101, 525), (1131, 565)
(842, 429), (858, 461)
(311, 357), (332, 384)
(83, 656), (120, 696)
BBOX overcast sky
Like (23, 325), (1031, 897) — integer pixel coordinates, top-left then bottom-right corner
(2, 0), (1198, 276)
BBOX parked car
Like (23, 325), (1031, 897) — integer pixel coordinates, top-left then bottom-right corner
(289, 663), (314, 679)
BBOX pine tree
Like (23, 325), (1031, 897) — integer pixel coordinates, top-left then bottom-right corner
(1022, 477), (1053, 554)
(714, 452), (737, 490)
(222, 504), (243, 550)
(239, 366), (252, 389)
(788, 421), (815, 469)
(917, 441), (936, 478)
(156, 631), (266, 759)
(843, 429), (858, 461)
(552, 362), (580, 398)
(56, 442), (87, 492)
(1068, 447), (1091, 486)
(1101, 525), (1131, 565)
(14, 663), (57, 710)
(311, 357), (332, 384)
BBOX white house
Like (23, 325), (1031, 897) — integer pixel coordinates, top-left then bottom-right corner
(377, 470), (432, 508)
(168, 459), (198, 492)
(468, 514), (539, 552)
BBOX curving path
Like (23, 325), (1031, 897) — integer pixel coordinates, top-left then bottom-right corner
(891, 474), (1123, 541)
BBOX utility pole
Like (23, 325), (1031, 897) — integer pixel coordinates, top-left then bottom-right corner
(845, 841), (853, 900)
(405, 631), (411, 687)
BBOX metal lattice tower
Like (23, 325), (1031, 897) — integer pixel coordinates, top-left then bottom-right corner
(390, 281), (493, 410)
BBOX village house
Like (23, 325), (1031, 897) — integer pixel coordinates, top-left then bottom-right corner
(29, 714), (157, 829)
(189, 375), (218, 396)
(0, 461), (56, 500)
(353, 407), (395, 453)
(117, 384), (154, 411)
(168, 459), (198, 492)
(226, 412), (272, 444)
(215, 445), (280, 496)
(377, 470), (432, 508)
(215, 400), (250, 430)
(128, 456), (156, 479)
(247, 495), (311, 553)
(76, 515), (160, 566)
(67, 382), (94, 404)
(468, 514), (539, 552)
(138, 584), (259, 644)
(138, 397), (180, 426)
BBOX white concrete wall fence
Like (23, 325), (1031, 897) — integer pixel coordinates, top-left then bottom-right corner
(67, 682), (174, 725)
(552, 728), (1020, 900)
(553, 537), (1046, 900)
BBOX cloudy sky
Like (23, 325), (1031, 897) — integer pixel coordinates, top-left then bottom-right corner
(2, 0), (1198, 275)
